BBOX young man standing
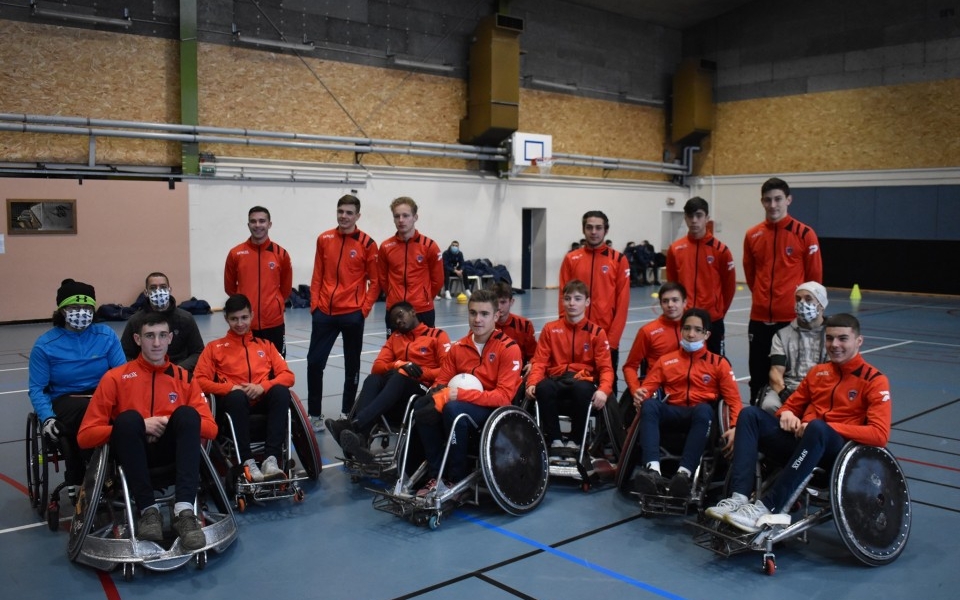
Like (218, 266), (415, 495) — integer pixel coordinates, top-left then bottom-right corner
(378, 197), (444, 334)
(224, 206), (293, 356)
(306, 195), (380, 431)
(78, 312), (217, 551)
(194, 294), (295, 483)
(743, 178), (822, 404)
(558, 211), (631, 395)
(666, 197), (736, 355)
(121, 272), (204, 372)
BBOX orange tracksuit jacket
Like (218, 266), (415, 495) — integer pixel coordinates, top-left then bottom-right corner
(527, 318), (615, 396)
(310, 227), (380, 318)
(224, 237), (293, 330)
(371, 322), (452, 385)
(434, 330), (522, 408)
(743, 216), (822, 323)
(558, 245), (631, 349)
(378, 230), (444, 314)
(193, 330), (295, 398)
(638, 347), (743, 427)
(622, 315), (682, 395)
(497, 313), (538, 364)
(78, 355), (217, 448)
(776, 354), (891, 447)
(666, 232), (736, 322)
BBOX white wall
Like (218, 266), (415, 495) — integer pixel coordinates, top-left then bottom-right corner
(188, 169), (683, 307)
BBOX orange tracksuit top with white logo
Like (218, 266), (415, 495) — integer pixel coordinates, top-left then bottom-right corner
(435, 330), (522, 408)
(78, 355), (217, 448)
(743, 216), (822, 323)
(371, 322), (452, 386)
(527, 318), (615, 396)
(224, 237), (293, 330)
(666, 232), (736, 322)
(777, 354), (891, 447)
(310, 227), (380, 318)
(638, 347), (743, 427)
(622, 315), (682, 395)
(378, 230), (444, 314)
(558, 245), (631, 349)
(193, 330), (295, 398)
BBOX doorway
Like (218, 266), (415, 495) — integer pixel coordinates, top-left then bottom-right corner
(522, 208), (546, 289)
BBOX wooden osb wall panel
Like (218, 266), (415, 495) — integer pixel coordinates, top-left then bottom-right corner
(697, 79), (960, 176)
(198, 44), (466, 170)
(519, 90), (668, 181)
(0, 21), (180, 165)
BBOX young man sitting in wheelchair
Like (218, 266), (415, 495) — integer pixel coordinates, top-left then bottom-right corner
(630, 308), (743, 499)
(194, 294), (294, 483)
(77, 311), (217, 551)
(705, 313), (892, 533)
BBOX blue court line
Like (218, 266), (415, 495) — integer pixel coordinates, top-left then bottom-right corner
(456, 512), (688, 600)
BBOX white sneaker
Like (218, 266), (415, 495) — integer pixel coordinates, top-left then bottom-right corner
(244, 458), (264, 483)
(310, 415), (325, 432)
(724, 500), (790, 533)
(260, 455), (285, 481)
(705, 494), (747, 521)
(443, 290), (452, 299)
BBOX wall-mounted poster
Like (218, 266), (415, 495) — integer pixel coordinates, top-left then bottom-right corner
(7, 199), (77, 234)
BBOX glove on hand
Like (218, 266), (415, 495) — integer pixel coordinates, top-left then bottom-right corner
(413, 395), (441, 426)
(42, 418), (63, 443)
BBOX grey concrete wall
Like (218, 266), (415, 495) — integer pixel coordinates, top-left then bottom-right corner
(683, 0), (960, 102)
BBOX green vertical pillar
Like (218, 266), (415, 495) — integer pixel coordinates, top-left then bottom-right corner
(180, 0), (199, 175)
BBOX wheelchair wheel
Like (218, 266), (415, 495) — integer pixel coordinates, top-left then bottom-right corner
(615, 412), (642, 493)
(67, 445), (110, 561)
(25, 413), (49, 518)
(831, 443), (911, 567)
(480, 406), (549, 516)
(289, 393), (322, 480)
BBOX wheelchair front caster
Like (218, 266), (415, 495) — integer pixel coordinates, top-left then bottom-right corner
(196, 551), (207, 570)
(46, 501), (60, 532)
(293, 488), (305, 503)
(237, 496), (246, 513)
(763, 555), (776, 576)
(123, 563), (135, 582)
(428, 514), (440, 530)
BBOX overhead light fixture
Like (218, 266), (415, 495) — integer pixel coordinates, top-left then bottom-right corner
(232, 24), (314, 52)
(526, 77), (577, 92)
(31, 1), (132, 28)
(389, 56), (455, 73)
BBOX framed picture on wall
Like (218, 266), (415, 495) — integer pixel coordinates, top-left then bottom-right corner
(6, 199), (77, 234)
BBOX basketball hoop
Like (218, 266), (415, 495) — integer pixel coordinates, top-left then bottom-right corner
(532, 156), (554, 177)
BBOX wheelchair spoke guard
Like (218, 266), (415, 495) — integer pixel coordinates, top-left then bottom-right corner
(290, 394), (322, 480)
(480, 406), (549, 516)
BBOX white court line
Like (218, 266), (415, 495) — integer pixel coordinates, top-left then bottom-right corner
(0, 518), (69, 535)
(0, 367), (28, 373)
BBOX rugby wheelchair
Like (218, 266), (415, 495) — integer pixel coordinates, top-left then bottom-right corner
(209, 391), (321, 512)
(67, 443), (238, 579)
(689, 441), (911, 575)
(25, 411), (77, 530)
(370, 403), (550, 530)
(339, 391), (425, 483)
(615, 398), (729, 517)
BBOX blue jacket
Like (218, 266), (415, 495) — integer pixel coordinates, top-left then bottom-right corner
(28, 323), (126, 422)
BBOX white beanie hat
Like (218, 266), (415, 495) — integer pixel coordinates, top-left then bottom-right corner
(796, 281), (828, 309)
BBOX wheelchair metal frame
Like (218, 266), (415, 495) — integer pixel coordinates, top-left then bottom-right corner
(340, 393), (423, 482)
(25, 412), (74, 531)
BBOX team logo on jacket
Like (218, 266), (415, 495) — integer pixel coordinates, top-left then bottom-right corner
(601, 265), (609, 274)
(416, 254), (424, 263)
(122, 371), (138, 380)
(707, 256), (714, 264)
(258, 350), (266, 358)
(847, 390), (858, 401)
(419, 346), (428, 354)
(349, 249), (358, 258)
(168, 392), (179, 403)
(488, 352), (496, 362)
(268, 261), (277, 269)
(702, 374), (712, 384)
(785, 247), (794, 256)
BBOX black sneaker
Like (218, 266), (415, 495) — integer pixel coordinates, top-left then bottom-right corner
(667, 471), (692, 499)
(340, 429), (376, 463)
(325, 418), (353, 449)
(137, 506), (163, 542)
(173, 509), (206, 551)
(629, 468), (664, 496)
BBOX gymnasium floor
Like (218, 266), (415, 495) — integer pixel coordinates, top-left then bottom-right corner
(1, 287), (958, 599)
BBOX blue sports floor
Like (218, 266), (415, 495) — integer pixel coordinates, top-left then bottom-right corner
(1, 287), (958, 599)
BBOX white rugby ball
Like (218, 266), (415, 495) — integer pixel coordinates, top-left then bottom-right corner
(448, 372), (483, 392)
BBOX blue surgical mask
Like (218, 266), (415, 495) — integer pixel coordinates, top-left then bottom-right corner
(680, 339), (704, 353)
(450, 246), (459, 254)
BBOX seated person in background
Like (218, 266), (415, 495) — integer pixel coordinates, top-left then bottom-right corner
(411, 290), (522, 495)
(194, 294), (294, 482)
(77, 312), (217, 551)
(121, 271), (204, 372)
(492, 282), (538, 374)
(526, 280), (614, 458)
(29, 278), (126, 488)
(622, 282), (687, 405)
(759, 281), (829, 414)
(441, 240), (467, 299)
(631, 308), (742, 498)
(706, 314), (891, 533)
(326, 302), (451, 460)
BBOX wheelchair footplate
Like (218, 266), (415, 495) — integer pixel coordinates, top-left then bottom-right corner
(341, 451), (399, 482)
(634, 490), (695, 517)
(234, 464), (308, 509)
(369, 473), (478, 530)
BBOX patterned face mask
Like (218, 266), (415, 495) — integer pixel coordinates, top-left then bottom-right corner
(149, 288), (171, 309)
(64, 308), (94, 330)
(795, 300), (820, 323)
